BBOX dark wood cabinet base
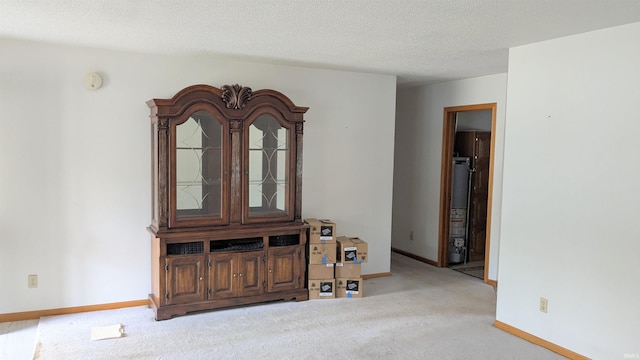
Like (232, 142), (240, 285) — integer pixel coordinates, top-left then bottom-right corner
(149, 289), (309, 321)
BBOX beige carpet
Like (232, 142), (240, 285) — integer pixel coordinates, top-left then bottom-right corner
(452, 266), (485, 280)
(32, 253), (564, 359)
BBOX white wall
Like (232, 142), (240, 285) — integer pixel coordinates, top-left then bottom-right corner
(456, 110), (492, 132)
(496, 22), (640, 359)
(0, 38), (396, 313)
(392, 74), (507, 281)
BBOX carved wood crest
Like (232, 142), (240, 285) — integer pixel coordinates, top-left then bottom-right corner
(221, 84), (252, 109)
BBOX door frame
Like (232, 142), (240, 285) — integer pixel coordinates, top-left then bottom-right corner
(437, 103), (497, 284)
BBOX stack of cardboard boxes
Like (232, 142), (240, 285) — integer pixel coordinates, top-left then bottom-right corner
(306, 219), (337, 299)
(305, 218), (367, 299)
(335, 236), (367, 298)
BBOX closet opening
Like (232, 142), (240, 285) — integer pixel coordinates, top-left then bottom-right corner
(437, 104), (496, 283)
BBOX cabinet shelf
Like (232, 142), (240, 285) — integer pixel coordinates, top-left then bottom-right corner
(167, 241), (204, 255)
(210, 238), (263, 252)
(176, 147), (222, 150)
(269, 234), (299, 247)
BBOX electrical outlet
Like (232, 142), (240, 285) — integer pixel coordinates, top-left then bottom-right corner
(409, 231), (414, 241)
(28, 274), (38, 288)
(539, 297), (548, 313)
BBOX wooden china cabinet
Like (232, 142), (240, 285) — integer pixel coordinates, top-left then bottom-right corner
(147, 84), (309, 320)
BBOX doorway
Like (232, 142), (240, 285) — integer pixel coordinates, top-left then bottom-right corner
(437, 103), (496, 284)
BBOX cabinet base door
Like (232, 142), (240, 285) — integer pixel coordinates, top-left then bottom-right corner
(165, 256), (205, 305)
(238, 251), (265, 297)
(268, 246), (302, 292)
(209, 253), (236, 299)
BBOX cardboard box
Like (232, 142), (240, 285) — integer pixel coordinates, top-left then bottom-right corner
(336, 236), (368, 264)
(336, 278), (363, 298)
(308, 263), (335, 280)
(305, 218), (337, 243)
(308, 242), (337, 264)
(335, 263), (361, 278)
(308, 279), (335, 299)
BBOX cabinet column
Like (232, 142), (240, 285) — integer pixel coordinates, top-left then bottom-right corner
(157, 117), (170, 228)
(230, 120), (243, 223)
(294, 122), (304, 221)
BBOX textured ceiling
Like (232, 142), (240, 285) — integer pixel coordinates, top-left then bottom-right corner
(2, 0), (640, 85)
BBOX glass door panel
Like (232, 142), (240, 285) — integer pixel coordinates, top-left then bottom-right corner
(248, 114), (289, 218)
(175, 111), (223, 221)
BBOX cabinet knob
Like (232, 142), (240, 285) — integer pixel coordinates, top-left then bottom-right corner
(199, 277), (203, 281)
(269, 269), (272, 273)
(239, 273), (243, 277)
(233, 273), (237, 278)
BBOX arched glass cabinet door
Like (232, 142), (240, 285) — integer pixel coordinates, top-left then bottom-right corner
(170, 109), (229, 227)
(245, 113), (294, 222)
